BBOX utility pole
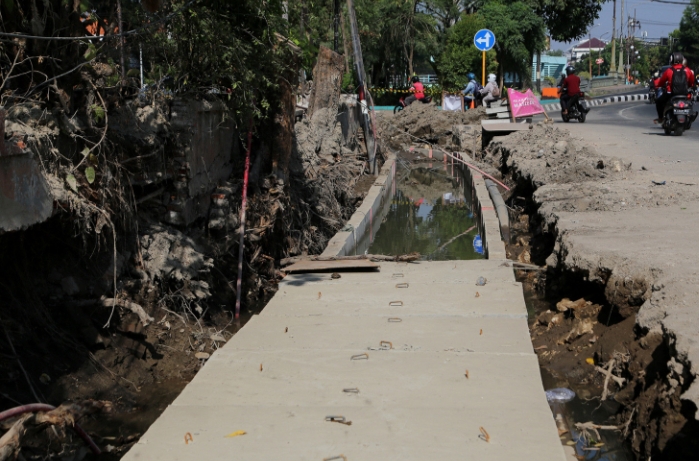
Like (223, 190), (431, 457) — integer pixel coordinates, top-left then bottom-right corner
(618, 0), (624, 76)
(588, 32), (593, 78)
(611, 0), (617, 79)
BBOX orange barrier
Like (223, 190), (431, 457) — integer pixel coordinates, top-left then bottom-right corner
(541, 87), (559, 99)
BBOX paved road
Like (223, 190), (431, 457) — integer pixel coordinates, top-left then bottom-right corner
(550, 99), (699, 182)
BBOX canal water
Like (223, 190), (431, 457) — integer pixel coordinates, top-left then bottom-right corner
(365, 164), (484, 261)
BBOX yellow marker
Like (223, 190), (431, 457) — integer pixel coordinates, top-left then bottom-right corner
(225, 430), (247, 438)
(585, 357), (595, 365)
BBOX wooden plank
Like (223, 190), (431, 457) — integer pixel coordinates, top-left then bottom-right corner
(485, 106), (510, 114)
(284, 259), (381, 273)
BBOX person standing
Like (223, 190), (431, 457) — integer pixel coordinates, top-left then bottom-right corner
(462, 73), (480, 108)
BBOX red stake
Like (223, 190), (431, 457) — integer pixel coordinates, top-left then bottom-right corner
(235, 119), (254, 320)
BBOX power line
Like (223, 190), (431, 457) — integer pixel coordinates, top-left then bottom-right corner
(649, 0), (691, 5)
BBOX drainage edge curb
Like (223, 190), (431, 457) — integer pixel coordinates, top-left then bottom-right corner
(321, 154), (397, 257)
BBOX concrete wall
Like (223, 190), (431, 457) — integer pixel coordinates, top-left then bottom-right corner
(321, 155), (397, 257)
(166, 99), (237, 226)
(0, 108), (53, 233)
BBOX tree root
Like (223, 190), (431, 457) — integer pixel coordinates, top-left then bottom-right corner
(0, 401), (110, 460)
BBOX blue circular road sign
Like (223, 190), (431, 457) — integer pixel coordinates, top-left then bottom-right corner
(474, 29), (496, 52)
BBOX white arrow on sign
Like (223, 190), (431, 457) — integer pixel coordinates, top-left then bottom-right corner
(476, 32), (492, 49)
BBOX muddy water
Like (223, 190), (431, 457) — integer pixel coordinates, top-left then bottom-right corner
(366, 166), (483, 260)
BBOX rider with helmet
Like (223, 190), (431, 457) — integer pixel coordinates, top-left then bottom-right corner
(560, 65), (581, 115)
(653, 52), (695, 123)
(479, 74), (500, 107)
(404, 76), (425, 106)
(462, 73), (481, 108)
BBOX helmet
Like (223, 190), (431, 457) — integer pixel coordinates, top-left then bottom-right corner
(671, 52), (684, 65)
(467, 72), (476, 81)
(410, 76), (420, 83)
(487, 73), (496, 83)
(566, 66), (576, 75)
(653, 71), (659, 78)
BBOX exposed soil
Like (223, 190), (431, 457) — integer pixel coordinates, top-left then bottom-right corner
(0, 94), (372, 459)
(487, 123), (699, 460)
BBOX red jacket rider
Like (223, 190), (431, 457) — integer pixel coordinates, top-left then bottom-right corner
(654, 64), (695, 94)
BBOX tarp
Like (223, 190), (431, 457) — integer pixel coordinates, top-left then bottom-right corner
(442, 94), (463, 112)
(507, 88), (546, 119)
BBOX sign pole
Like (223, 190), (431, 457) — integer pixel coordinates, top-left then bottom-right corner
(482, 51), (486, 86)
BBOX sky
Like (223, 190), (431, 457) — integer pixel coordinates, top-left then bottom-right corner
(551, 0), (689, 51)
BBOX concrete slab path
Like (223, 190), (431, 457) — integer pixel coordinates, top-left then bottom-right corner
(123, 261), (565, 461)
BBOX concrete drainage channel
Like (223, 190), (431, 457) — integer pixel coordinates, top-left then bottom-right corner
(122, 144), (571, 460)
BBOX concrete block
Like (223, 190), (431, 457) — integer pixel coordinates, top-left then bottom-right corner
(263, 281), (528, 318)
(224, 314), (534, 354)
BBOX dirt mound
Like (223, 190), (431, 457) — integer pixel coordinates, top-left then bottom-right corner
(377, 102), (486, 145)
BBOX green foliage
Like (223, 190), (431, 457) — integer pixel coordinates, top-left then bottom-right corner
(544, 75), (557, 86)
(578, 71), (591, 80)
(138, 0), (293, 122)
(436, 14), (488, 89)
(479, 0), (546, 83)
(547, 49), (565, 57)
(89, 104), (105, 124)
(85, 167), (96, 184)
(676, 0), (699, 66)
(537, 0), (604, 43)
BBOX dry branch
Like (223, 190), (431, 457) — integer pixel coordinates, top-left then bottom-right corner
(100, 297), (154, 326)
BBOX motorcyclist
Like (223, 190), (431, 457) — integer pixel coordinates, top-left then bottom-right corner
(479, 73), (500, 107)
(560, 65), (581, 115)
(462, 73), (480, 108)
(653, 52), (695, 124)
(404, 76), (425, 106)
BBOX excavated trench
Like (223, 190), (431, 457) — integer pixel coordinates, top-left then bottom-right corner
(483, 123), (699, 461)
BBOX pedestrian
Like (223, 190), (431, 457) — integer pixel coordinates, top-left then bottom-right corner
(479, 74), (500, 107)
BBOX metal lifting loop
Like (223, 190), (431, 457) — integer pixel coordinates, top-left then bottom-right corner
(388, 317), (403, 323)
(380, 340), (393, 350)
(350, 353), (369, 360)
(395, 283), (409, 288)
(389, 301), (403, 306)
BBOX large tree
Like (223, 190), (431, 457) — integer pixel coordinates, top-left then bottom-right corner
(478, 0), (546, 83)
(676, 0), (699, 66)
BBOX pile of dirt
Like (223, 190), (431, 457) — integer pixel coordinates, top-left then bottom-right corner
(377, 102), (486, 146)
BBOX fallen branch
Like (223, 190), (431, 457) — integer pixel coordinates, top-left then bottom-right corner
(100, 297), (154, 327)
(434, 226), (476, 253)
(280, 253), (420, 267)
(0, 401), (110, 460)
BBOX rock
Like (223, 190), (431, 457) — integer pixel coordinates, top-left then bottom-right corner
(195, 352), (210, 360)
(61, 276), (80, 296)
(556, 297), (586, 312)
(564, 318), (595, 343)
(517, 250), (531, 264)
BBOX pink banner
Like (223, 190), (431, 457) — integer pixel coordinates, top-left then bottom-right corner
(507, 88), (546, 119)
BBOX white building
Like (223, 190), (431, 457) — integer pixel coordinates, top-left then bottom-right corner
(569, 38), (607, 61)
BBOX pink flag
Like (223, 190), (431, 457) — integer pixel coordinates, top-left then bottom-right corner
(507, 88), (546, 119)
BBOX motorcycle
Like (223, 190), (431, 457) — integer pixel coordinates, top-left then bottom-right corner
(394, 94), (433, 114)
(661, 95), (697, 136)
(561, 92), (589, 123)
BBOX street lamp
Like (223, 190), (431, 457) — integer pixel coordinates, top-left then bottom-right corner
(598, 32), (610, 76)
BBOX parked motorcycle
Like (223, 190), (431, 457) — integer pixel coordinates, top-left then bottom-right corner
(561, 92), (589, 123)
(648, 83), (656, 104)
(661, 95), (697, 136)
(394, 95), (433, 114)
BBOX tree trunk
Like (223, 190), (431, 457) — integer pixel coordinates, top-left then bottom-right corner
(272, 77), (295, 182)
(307, 46), (345, 120)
